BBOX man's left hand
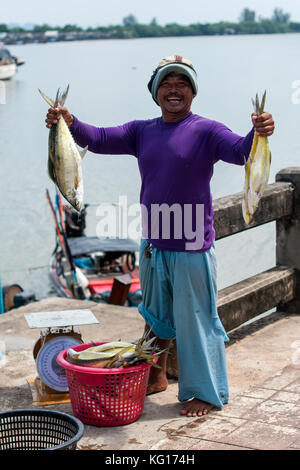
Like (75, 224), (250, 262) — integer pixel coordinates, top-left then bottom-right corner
(251, 112), (275, 137)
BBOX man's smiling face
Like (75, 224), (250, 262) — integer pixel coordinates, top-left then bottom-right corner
(156, 73), (195, 121)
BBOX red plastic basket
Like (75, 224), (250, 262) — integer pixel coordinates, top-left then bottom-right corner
(57, 342), (151, 427)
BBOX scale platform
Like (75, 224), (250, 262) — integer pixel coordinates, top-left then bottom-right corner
(24, 309), (99, 329)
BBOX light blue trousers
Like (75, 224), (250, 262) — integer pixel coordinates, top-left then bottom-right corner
(138, 238), (229, 408)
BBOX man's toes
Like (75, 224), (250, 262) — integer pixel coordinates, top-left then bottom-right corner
(180, 407), (192, 416)
(181, 399), (214, 418)
(186, 407), (199, 417)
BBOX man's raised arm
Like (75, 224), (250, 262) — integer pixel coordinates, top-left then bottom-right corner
(45, 107), (138, 156)
(211, 111), (275, 165)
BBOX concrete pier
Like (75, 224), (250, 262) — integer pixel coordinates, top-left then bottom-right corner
(0, 297), (299, 451)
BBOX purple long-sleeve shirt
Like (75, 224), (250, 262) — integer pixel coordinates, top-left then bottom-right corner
(70, 112), (254, 252)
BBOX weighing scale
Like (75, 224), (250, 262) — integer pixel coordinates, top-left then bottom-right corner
(24, 309), (99, 405)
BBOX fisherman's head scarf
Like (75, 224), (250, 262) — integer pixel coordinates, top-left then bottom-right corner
(148, 55), (198, 105)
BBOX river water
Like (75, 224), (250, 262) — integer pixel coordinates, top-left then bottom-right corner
(1, 33), (300, 300)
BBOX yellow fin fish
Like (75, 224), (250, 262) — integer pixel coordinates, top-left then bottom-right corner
(242, 91), (271, 225)
(39, 85), (87, 212)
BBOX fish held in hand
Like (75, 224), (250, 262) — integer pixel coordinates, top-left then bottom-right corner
(242, 91), (271, 225)
(39, 85), (87, 212)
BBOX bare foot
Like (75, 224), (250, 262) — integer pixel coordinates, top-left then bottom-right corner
(146, 369), (169, 395)
(180, 398), (214, 417)
(144, 327), (171, 395)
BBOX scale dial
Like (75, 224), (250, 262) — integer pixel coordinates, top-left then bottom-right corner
(36, 335), (82, 392)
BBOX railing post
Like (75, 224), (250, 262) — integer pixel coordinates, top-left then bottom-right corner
(276, 167), (300, 312)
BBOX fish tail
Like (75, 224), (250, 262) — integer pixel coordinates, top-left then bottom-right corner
(54, 87), (61, 107)
(38, 85), (70, 108)
(254, 93), (259, 114)
(59, 84), (69, 107)
(252, 90), (267, 116)
(259, 90), (266, 115)
(38, 88), (55, 107)
(252, 92), (267, 115)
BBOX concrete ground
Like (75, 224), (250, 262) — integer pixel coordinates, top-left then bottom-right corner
(0, 297), (299, 451)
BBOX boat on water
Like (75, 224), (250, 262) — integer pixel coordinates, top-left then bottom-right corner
(47, 190), (142, 307)
(0, 44), (25, 80)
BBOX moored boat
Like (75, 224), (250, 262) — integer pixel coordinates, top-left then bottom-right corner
(0, 44), (25, 80)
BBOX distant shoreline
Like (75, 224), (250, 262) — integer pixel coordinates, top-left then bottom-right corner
(1, 19), (300, 46)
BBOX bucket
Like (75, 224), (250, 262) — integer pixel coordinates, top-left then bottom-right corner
(57, 342), (151, 427)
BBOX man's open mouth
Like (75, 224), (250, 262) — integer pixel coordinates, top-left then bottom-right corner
(166, 95), (182, 103)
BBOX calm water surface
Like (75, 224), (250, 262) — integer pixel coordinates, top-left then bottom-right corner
(1, 34), (300, 299)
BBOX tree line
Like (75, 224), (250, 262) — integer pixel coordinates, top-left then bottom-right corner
(1, 8), (300, 37)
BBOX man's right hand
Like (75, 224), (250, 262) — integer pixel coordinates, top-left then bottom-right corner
(45, 107), (74, 129)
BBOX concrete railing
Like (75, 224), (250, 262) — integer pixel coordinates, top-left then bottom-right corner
(167, 167), (300, 377)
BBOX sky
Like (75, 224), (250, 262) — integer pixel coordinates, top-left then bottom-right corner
(2, 0), (300, 28)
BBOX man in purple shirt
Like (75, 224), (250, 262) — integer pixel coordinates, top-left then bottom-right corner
(46, 55), (274, 417)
